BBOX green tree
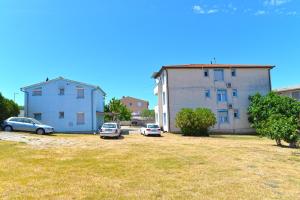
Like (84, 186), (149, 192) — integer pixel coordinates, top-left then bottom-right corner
(141, 109), (155, 119)
(105, 98), (131, 122)
(175, 108), (216, 136)
(248, 92), (300, 147)
(0, 93), (20, 123)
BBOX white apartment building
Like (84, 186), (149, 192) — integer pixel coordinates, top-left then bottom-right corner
(152, 64), (274, 133)
(274, 86), (300, 101)
(21, 77), (106, 132)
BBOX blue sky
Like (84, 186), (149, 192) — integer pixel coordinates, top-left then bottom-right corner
(0, 0), (299, 108)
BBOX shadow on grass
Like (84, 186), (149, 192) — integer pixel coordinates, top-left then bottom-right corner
(271, 144), (299, 149)
(144, 134), (163, 138)
(100, 135), (125, 140)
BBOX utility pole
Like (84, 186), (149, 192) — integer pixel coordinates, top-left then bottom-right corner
(14, 92), (19, 102)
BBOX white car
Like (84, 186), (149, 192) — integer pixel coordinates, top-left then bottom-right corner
(99, 122), (122, 138)
(140, 123), (161, 136)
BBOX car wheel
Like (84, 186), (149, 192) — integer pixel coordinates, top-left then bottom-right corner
(4, 126), (13, 132)
(36, 128), (45, 135)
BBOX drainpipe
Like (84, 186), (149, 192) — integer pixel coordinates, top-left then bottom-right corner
(91, 88), (97, 132)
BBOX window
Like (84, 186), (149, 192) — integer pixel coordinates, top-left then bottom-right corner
(231, 69), (236, 77)
(77, 87), (84, 99)
(217, 89), (227, 102)
(59, 112), (64, 119)
(204, 69), (209, 77)
(214, 69), (224, 81)
(129, 103), (132, 106)
(77, 112), (85, 125)
(33, 113), (42, 120)
(234, 109), (239, 118)
(163, 92), (166, 105)
(32, 88), (42, 96)
(218, 110), (229, 124)
(292, 91), (300, 100)
(23, 118), (33, 124)
(59, 88), (65, 95)
(137, 102), (142, 107)
(163, 113), (167, 126)
(205, 89), (210, 98)
(232, 89), (238, 97)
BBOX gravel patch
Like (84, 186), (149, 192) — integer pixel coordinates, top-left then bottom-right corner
(0, 131), (81, 148)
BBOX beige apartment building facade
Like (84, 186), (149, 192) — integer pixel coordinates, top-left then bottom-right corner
(274, 86), (300, 101)
(152, 64), (274, 133)
(121, 96), (149, 117)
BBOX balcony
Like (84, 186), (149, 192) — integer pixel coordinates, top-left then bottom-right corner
(154, 85), (158, 95)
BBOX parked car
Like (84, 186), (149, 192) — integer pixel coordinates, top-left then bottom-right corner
(99, 122), (122, 138)
(140, 123), (161, 136)
(1, 117), (54, 135)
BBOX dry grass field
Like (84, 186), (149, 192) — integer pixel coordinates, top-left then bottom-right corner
(0, 131), (299, 199)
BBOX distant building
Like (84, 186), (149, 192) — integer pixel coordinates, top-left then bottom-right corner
(120, 96), (149, 117)
(21, 77), (106, 132)
(152, 64), (274, 133)
(18, 110), (25, 117)
(274, 86), (300, 101)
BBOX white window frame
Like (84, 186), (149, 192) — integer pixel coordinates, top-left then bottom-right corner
(59, 88), (65, 96)
(33, 113), (42, 120)
(163, 92), (166, 105)
(32, 88), (42, 96)
(232, 89), (238, 97)
(218, 110), (229, 124)
(77, 112), (85, 125)
(59, 112), (64, 119)
(205, 89), (210, 98)
(204, 69), (209, 77)
(234, 109), (240, 119)
(217, 89), (227, 103)
(214, 69), (224, 81)
(231, 69), (237, 77)
(77, 87), (84, 99)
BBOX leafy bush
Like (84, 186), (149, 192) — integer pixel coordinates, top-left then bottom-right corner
(175, 108), (216, 136)
(0, 92), (20, 124)
(248, 92), (300, 148)
(104, 98), (132, 122)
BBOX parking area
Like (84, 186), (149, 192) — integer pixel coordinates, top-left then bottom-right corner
(0, 126), (142, 148)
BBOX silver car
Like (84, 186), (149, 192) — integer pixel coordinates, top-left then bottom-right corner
(2, 117), (54, 135)
(99, 122), (122, 138)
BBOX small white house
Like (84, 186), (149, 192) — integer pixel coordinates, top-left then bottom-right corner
(21, 77), (106, 133)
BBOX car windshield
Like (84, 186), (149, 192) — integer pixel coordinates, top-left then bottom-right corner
(147, 124), (159, 128)
(102, 124), (116, 128)
(30, 118), (42, 125)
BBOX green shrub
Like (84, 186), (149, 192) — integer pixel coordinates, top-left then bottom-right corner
(0, 93), (20, 124)
(248, 92), (300, 148)
(175, 108), (216, 136)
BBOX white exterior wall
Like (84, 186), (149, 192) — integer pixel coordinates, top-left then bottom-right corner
(155, 68), (271, 133)
(23, 79), (105, 132)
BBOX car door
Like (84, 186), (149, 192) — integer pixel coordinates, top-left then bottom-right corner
(9, 118), (23, 131)
(22, 118), (36, 132)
